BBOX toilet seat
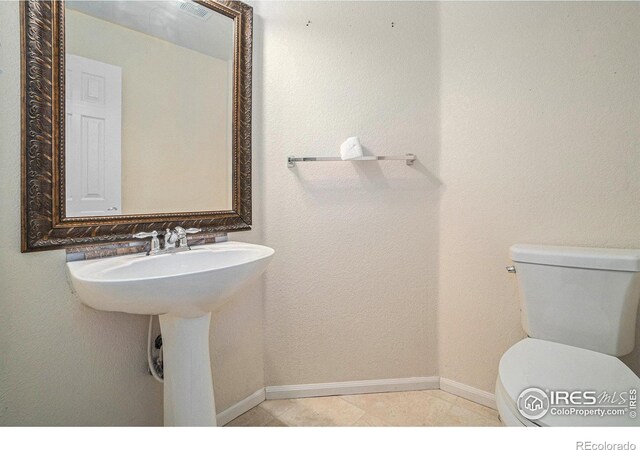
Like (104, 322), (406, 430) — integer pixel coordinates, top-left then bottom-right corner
(497, 338), (640, 426)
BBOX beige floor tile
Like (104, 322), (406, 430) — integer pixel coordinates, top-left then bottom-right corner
(225, 405), (274, 427)
(453, 397), (500, 420)
(225, 390), (503, 427)
(342, 390), (455, 426)
(279, 396), (366, 426)
(260, 399), (296, 417)
(265, 417), (289, 427)
(422, 389), (459, 405)
(445, 404), (502, 427)
(353, 414), (390, 427)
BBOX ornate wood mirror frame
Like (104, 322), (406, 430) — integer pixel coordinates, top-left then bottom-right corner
(21, 0), (252, 252)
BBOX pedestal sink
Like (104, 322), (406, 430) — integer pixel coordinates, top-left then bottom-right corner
(66, 241), (274, 426)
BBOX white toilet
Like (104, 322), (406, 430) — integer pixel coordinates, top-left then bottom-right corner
(496, 244), (640, 426)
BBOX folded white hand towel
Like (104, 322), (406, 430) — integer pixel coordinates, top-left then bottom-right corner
(340, 136), (364, 160)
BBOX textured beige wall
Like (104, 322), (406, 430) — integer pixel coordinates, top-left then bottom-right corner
(253, 0), (640, 394)
(0, 1), (262, 425)
(438, 1), (640, 392)
(66, 9), (231, 214)
(0, 3), (162, 425)
(252, 1), (441, 386)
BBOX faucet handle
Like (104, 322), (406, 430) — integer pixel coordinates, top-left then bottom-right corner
(174, 227), (201, 248)
(133, 230), (160, 255)
(133, 230), (158, 239)
(174, 226), (201, 236)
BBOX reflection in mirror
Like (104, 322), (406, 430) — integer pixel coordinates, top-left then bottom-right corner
(64, 1), (234, 217)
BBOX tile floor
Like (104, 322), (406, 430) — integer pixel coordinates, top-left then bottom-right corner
(225, 389), (502, 427)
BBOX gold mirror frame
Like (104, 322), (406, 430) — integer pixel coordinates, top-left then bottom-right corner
(21, 0), (253, 252)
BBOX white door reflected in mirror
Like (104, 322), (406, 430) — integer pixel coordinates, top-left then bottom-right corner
(64, 0), (234, 217)
(65, 54), (122, 217)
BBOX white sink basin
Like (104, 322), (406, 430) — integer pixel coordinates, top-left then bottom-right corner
(66, 241), (274, 427)
(67, 241), (274, 317)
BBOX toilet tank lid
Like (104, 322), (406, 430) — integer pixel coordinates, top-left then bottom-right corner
(510, 244), (640, 272)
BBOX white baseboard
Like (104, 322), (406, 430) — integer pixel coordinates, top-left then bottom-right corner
(439, 377), (496, 410)
(265, 376), (440, 400)
(216, 388), (266, 426)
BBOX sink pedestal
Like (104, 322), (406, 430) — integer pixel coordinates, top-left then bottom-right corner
(66, 241), (275, 426)
(159, 313), (217, 426)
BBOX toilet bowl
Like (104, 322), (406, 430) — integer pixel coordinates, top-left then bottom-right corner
(497, 244), (640, 427)
(496, 338), (640, 426)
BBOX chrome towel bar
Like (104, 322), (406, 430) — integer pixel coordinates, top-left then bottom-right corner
(287, 153), (416, 168)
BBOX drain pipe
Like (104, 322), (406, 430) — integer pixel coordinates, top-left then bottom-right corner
(148, 315), (164, 383)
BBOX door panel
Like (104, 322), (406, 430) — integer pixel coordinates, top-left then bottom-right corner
(66, 54), (122, 217)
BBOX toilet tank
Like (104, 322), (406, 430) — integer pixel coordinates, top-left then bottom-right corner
(510, 244), (640, 356)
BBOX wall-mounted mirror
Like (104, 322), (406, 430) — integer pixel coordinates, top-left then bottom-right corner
(21, 0), (253, 251)
(65, 1), (234, 216)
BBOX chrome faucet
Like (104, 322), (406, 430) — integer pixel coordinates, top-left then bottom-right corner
(164, 228), (180, 251)
(133, 227), (202, 256)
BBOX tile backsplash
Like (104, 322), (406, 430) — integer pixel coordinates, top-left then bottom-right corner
(66, 233), (228, 262)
